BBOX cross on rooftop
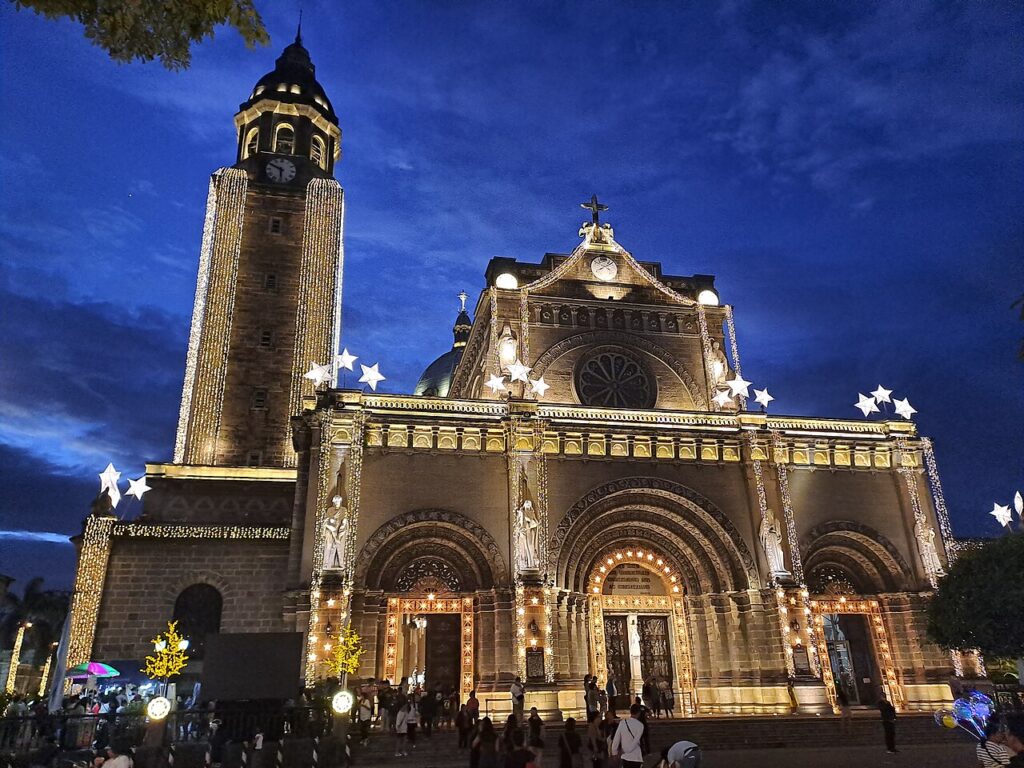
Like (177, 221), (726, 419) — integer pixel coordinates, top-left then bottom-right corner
(581, 195), (609, 226)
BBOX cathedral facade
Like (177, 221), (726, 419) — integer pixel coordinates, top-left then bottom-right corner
(66, 39), (972, 717)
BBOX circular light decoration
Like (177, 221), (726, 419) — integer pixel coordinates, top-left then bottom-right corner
(495, 273), (519, 290)
(331, 690), (354, 714)
(697, 289), (720, 306)
(146, 696), (172, 721)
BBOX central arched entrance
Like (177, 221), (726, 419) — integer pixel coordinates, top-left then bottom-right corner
(587, 547), (696, 715)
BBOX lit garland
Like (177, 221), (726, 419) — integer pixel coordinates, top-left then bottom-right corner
(143, 621), (190, 681)
(37, 644), (55, 697)
(811, 598), (903, 711)
(112, 524), (289, 539)
(288, 179), (345, 467)
(4, 623), (27, 694)
(515, 585), (527, 680)
(695, 304), (717, 409)
(775, 589), (797, 677)
(921, 438), (956, 563)
(895, 439), (940, 589)
(67, 514), (115, 671)
(585, 547), (695, 712)
(488, 288), (499, 383)
(723, 305), (745, 410)
(176, 168), (248, 465)
(769, 432), (804, 581)
(520, 289), (531, 377)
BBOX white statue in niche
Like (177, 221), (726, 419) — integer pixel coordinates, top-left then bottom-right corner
(759, 509), (790, 577)
(323, 498), (350, 571)
(710, 340), (729, 386)
(515, 499), (541, 571)
(915, 519), (945, 578)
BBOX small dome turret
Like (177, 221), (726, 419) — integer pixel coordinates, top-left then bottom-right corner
(415, 292), (474, 398)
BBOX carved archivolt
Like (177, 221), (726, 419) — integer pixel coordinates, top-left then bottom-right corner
(355, 509), (508, 591)
(802, 520), (913, 593)
(530, 330), (706, 409)
(551, 477), (758, 593)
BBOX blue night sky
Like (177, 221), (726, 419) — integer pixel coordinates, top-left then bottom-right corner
(0, 1), (1021, 592)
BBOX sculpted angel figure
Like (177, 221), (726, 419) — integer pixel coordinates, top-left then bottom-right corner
(515, 499), (542, 571)
(759, 509), (790, 577)
(323, 499), (350, 570)
(915, 519), (945, 578)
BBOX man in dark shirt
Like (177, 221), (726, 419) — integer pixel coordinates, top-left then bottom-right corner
(506, 730), (535, 768)
(877, 693), (897, 753)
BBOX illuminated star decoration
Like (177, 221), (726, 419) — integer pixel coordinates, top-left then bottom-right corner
(529, 377), (550, 398)
(99, 463), (122, 508)
(126, 476), (151, 500)
(1015, 491), (1024, 520)
(335, 348), (357, 372)
(871, 385), (893, 404)
(893, 397), (917, 420)
(358, 363), (386, 391)
(507, 360), (532, 383)
(753, 388), (774, 409)
(991, 503), (1012, 528)
(713, 390), (734, 408)
(304, 361), (333, 388)
(485, 374), (507, 394)
(855, 393), (880, 417)
(726, 375), (751, 398)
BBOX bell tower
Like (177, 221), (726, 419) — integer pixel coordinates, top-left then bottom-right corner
(173, 32), (344, 469)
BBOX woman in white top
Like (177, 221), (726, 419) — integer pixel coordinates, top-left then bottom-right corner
(611, 704), (645, 768)
(394, 701), (410, 756)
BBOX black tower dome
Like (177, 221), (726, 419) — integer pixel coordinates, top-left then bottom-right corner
(233, 27), (342, 184)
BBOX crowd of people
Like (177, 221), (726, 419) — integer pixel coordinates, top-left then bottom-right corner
(347, 674), (701, 768)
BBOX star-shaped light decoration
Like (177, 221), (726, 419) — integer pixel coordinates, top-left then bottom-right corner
(871, 385), (893, 404)
(713, 390), (734, 408)
(507, 360), (532, 383)
(358, 363), (386, 391)
(726, 375), (751, 398)
(1015, 491), (1023, 519)
(485, 374), (507, 394)
(335, 348), (357, 372)
(893, 397), (917, 420)
(99, 463), (122, 508)
(126, 476), (151, 500)
(854, 393), (880, 417)
(753, 388), (774, 409)
(304, 362), (333, 388)
(529, 377), (550, 398)
(991, 503), (1013, 528)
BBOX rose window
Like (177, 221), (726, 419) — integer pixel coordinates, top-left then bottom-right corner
(574, 350), (656, 409)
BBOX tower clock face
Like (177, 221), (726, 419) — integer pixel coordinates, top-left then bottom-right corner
(591, 255), (618, 282)
(266, 158), (296, 183)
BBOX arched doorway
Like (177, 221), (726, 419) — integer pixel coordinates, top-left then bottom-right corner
(803, 522), (914, 712)
(355, 509), (508, 697)
(172, 583), (222, 659)
(586, 547), (695, 715)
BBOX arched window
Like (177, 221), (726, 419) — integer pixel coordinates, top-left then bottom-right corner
(244, 127), (259, 159)
(172, 584), (222, 659)
(310, 136), (326, 169)
(274, 124), (295, 154)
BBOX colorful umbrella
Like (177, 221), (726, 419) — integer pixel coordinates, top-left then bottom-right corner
(65, 661), (120, 679)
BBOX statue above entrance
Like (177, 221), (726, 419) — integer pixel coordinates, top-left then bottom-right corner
(516, 499), (542, 572)
(759, 509), (790, 579)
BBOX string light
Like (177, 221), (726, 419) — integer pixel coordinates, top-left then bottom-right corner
(724, 305), (745, 410)
(896, 439), (941, 589)
(921, 438), (956, 563)
(695, 304), (717, 409)
(112, 524), (289, 540)
(66, 514), (115, 672)
(175, 168), (248, 464)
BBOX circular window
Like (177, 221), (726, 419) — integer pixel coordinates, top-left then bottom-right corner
(574, 350), (656, 409)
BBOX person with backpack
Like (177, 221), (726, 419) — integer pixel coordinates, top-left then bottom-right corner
(610, 704), (645, 768)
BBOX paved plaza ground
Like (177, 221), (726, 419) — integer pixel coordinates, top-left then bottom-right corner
(698, 743), (977, 767)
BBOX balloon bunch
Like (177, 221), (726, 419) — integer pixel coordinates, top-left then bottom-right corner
(934, 691), (995, 740)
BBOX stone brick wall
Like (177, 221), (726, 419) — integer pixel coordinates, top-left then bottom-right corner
(92, 537), (290, 661)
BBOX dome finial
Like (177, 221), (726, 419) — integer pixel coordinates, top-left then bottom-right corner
(458, 290), (468, 312)
(295, 10), (303, 44)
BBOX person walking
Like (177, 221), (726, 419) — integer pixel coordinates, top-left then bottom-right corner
(473, 717), (499, 768)
(585, 711), (606, 768)
(394, 701), (410, 757)
(877, 693), (897, 754)
(419, 687), (436, 738)
(527, 707), (544, 749)
(604, 674), (617, 718)
(610, 704), (645, 768)
(406, 698), (419, 751)
(559, 718), (583, 768)
(510, 677), (526, 724)
(467, 690), (480, 726)
(836, 687), (852, 735)
(456, 704), (471, 748)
